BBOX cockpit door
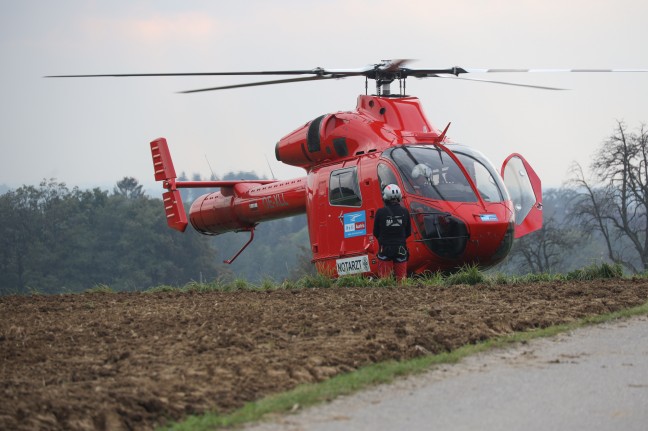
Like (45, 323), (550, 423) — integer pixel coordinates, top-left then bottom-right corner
(501, 154), (542, 238)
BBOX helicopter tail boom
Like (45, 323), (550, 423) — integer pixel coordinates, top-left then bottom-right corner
(188, 178), (307, 235)
(150, 137), (307, 237)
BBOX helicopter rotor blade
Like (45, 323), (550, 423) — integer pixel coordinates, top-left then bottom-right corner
(45, 70), (326, 78)
(45, 66), (375, 80)
(432, 75), (568, 91)
(47, 66), (648, 80)
(460, 68), (648, 74)
(402, 67), (648, 77)
(46, 62), (648, 94)
(405, 67), (648, 90)
(178, 75), (339, 93)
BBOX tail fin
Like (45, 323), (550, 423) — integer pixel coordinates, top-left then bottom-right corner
(150, 138), (188, 232)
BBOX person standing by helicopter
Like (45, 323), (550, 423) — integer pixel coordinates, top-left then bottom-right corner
(373, 184), (412, 282)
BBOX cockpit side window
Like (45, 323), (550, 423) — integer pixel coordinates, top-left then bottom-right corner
(329, 167), (362, 207)
(377, 163), (400, 192)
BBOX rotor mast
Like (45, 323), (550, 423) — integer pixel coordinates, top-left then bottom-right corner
(370, 59), (407, 96)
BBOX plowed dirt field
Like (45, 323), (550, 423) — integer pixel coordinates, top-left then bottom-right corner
(2, 279), (648, 430)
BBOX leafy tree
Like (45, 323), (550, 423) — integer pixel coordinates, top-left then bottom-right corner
(0, 179), (227, 295)
(113, 176), (144, 199)
(569, 121), (648, 273)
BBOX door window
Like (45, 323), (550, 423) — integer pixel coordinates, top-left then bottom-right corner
(329, 167), (362, 207)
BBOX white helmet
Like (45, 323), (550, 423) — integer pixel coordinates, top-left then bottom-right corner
(411, 163), (433, 179)
(382, 184), (402, 202)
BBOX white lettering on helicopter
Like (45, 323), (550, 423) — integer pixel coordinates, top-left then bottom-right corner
(262, 193), (289, 209)
(479, 214), (498, 222)
(343, 210), (367, 238)
(336, 255), (370, 276)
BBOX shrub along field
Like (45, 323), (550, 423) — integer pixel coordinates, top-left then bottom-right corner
(2, 266), (648, 431)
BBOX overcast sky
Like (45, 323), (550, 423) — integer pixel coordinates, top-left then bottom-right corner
(1, 0), (647, 192)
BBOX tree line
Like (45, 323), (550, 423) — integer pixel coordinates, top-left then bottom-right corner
(501, 121), (647, 274)
(1, 122), (645, 294)
(0, 179), (226, 295)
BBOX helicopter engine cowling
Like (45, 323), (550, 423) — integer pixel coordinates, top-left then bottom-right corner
(188, 178), (307, 234)
(275, 114), (351, 169)
(274, 111), (387, 169)
(275, 96), (439, 170)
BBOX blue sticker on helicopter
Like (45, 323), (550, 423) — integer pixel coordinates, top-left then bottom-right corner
(343, 210), (367, 238)
(480, 214), (499, 222)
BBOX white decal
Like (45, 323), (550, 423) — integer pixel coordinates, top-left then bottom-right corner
(336, 255), (370, 276)
(480, 214), (498, 222)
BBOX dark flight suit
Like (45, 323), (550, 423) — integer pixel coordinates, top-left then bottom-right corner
(373, 201), (411, 280)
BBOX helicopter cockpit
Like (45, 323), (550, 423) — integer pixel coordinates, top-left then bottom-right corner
(382, 144), (508, 203)
(379, 144), (514, 261)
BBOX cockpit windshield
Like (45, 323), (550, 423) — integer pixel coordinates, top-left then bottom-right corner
(450, 145), (508, 203)
(384, 145), (506, 203)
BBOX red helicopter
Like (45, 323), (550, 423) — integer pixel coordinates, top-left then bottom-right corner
(148, 60), (544, 276)
(54, 60), (640, 277)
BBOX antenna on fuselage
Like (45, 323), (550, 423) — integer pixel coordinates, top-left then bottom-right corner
(204, 154), (216, 179)
(264, 154), (276, 180)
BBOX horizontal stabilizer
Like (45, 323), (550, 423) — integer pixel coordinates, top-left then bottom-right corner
(174, 179), (277, 188)
(162, 190), (188, 232)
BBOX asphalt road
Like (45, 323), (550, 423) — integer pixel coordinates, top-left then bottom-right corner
(245, 315), (648, 431)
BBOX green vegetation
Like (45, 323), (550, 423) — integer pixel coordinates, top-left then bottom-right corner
(84, 284), (115, 294)
(2, 245), (632, 296)
(0, 178), (226, 295)
(162, 298), (648, 431)
(445, 264), (485, 285)
(71, 261), (622, 293)
(565, 262), (624, 280)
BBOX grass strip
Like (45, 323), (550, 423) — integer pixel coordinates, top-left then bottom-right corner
(161, 299), (648, 431)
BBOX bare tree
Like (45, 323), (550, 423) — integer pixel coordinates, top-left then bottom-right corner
(569, 121), (648, 273)
(504, 188), (583, 274)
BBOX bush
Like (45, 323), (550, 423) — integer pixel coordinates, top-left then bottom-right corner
(445, 265), (486, 286)
(567, 262), (623, 280)
(334, 275), (373, 288)
(300, 273), (333, 288)
(84, 284), (114, 294)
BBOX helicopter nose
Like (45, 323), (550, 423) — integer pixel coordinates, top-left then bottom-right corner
(409, 200), (514, 270)
(462, 216), (514, 268)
